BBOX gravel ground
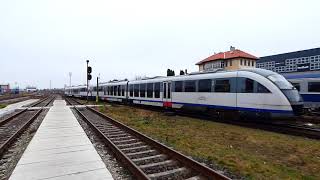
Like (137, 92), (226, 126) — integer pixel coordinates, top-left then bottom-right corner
(71, 108), (132, 180)
(0, 109), (48, 180)
(0, 110), (24, 122)
(0, 97), (30, 105)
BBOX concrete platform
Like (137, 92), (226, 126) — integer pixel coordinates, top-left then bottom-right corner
(9, 100), (113, 180)
(0, 99), (38, 118)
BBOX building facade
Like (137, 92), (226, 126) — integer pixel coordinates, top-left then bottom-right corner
(0, 84), (10, 94)
(257, 48), (320, 73)
(196, 47), (258, 72)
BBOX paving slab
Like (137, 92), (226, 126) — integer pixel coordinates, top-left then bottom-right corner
(9, 100), (113, 180)
(0, 99), (38, 118)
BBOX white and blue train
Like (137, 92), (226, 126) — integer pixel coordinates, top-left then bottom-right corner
(65, 68), (304, 119)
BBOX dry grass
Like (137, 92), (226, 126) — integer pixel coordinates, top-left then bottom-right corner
(0, 104), (7, 109)
(97, 104), (320, 179)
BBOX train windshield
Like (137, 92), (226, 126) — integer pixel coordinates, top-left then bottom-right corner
(267, 74), (294, 90)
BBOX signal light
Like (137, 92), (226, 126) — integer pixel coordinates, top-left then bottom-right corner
(87, 66), (92, 80)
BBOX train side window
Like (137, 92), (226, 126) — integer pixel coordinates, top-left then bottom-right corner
(237, 78), (253, 93)
(292, 83), (300, 91)
(121, 85), (125, 96)
(117, 85), (120, 96)
(115, 86), (118, 96)
(184, 80), (196, 92)
(256, 82), (271, 93)
(163, 83), (167, 98)
(140, 84), (146, 97)
(129, 85), (133, 97)
(134, 84), (139, 97)
(214, 79), (230, 92)
(308, 82), (320, 92)
(198, 79), (211, 92)
(174, 81), (183, 92)
(154, 82), (160, 98)
(147, 83), (153, 98)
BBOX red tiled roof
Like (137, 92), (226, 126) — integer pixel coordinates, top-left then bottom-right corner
(196, 49), (259, 65)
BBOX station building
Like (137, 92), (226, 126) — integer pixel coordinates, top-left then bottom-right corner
(0, 84), (10, 94)
(257, 47), (320, 107)
(196, 46), (258, 72)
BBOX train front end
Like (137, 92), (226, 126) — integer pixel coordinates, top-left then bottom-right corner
(267, 74), (304, 116)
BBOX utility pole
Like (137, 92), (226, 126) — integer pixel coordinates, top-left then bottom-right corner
(96, 76), (99, 103)
(69, 72), (72, 95)
(69, 72), (72, 87)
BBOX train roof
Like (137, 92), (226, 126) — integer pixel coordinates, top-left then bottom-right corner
(68, 68), (279, 88)
(65, 85), (87, 89)
(127, 68), (278, 84)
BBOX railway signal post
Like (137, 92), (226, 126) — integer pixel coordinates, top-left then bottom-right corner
(86, 60), (92, 102)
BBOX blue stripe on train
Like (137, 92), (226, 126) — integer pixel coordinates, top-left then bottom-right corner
(130, 99), (292, 114)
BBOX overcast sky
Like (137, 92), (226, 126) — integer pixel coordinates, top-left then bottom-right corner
(1, 0), (319, 89)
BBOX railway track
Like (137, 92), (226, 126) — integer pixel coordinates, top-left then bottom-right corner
(66, 97), (229, 179)
(68, 97), (320, 140)
(0, 95), (55, 157)
(28, 95), (55, 107)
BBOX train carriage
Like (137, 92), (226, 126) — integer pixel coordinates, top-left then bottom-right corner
(284, 73), (320, 108)
(92, 81), (128, 103)
(65, 68), (304, 119)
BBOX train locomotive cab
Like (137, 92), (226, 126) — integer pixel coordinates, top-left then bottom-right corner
(267, 74), (304, 115)
(242, 69), (304, 117)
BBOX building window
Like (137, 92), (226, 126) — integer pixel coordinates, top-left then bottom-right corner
(251, 61), (254, 66)
(198, 79), (211, 92)
(244, 60), (247, 66)
(230, 60), (232, 66)
(184, 80), (196, 92)
(225, 61), (228, 67)
(240, 59), (243, 65)
(310, 63), (320, 70)
(221, 61), (225, 68)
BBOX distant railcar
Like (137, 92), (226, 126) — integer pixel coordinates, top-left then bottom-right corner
(285, 73), (320, 108)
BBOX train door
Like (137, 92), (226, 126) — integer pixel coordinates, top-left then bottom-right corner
(162, 81), (172, 107)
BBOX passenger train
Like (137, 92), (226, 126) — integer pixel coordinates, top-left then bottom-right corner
(65, 68), (304, 119)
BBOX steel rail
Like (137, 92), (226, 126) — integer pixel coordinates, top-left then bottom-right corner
(0, 109), (42, 156)
(69, 98), (229, 179)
